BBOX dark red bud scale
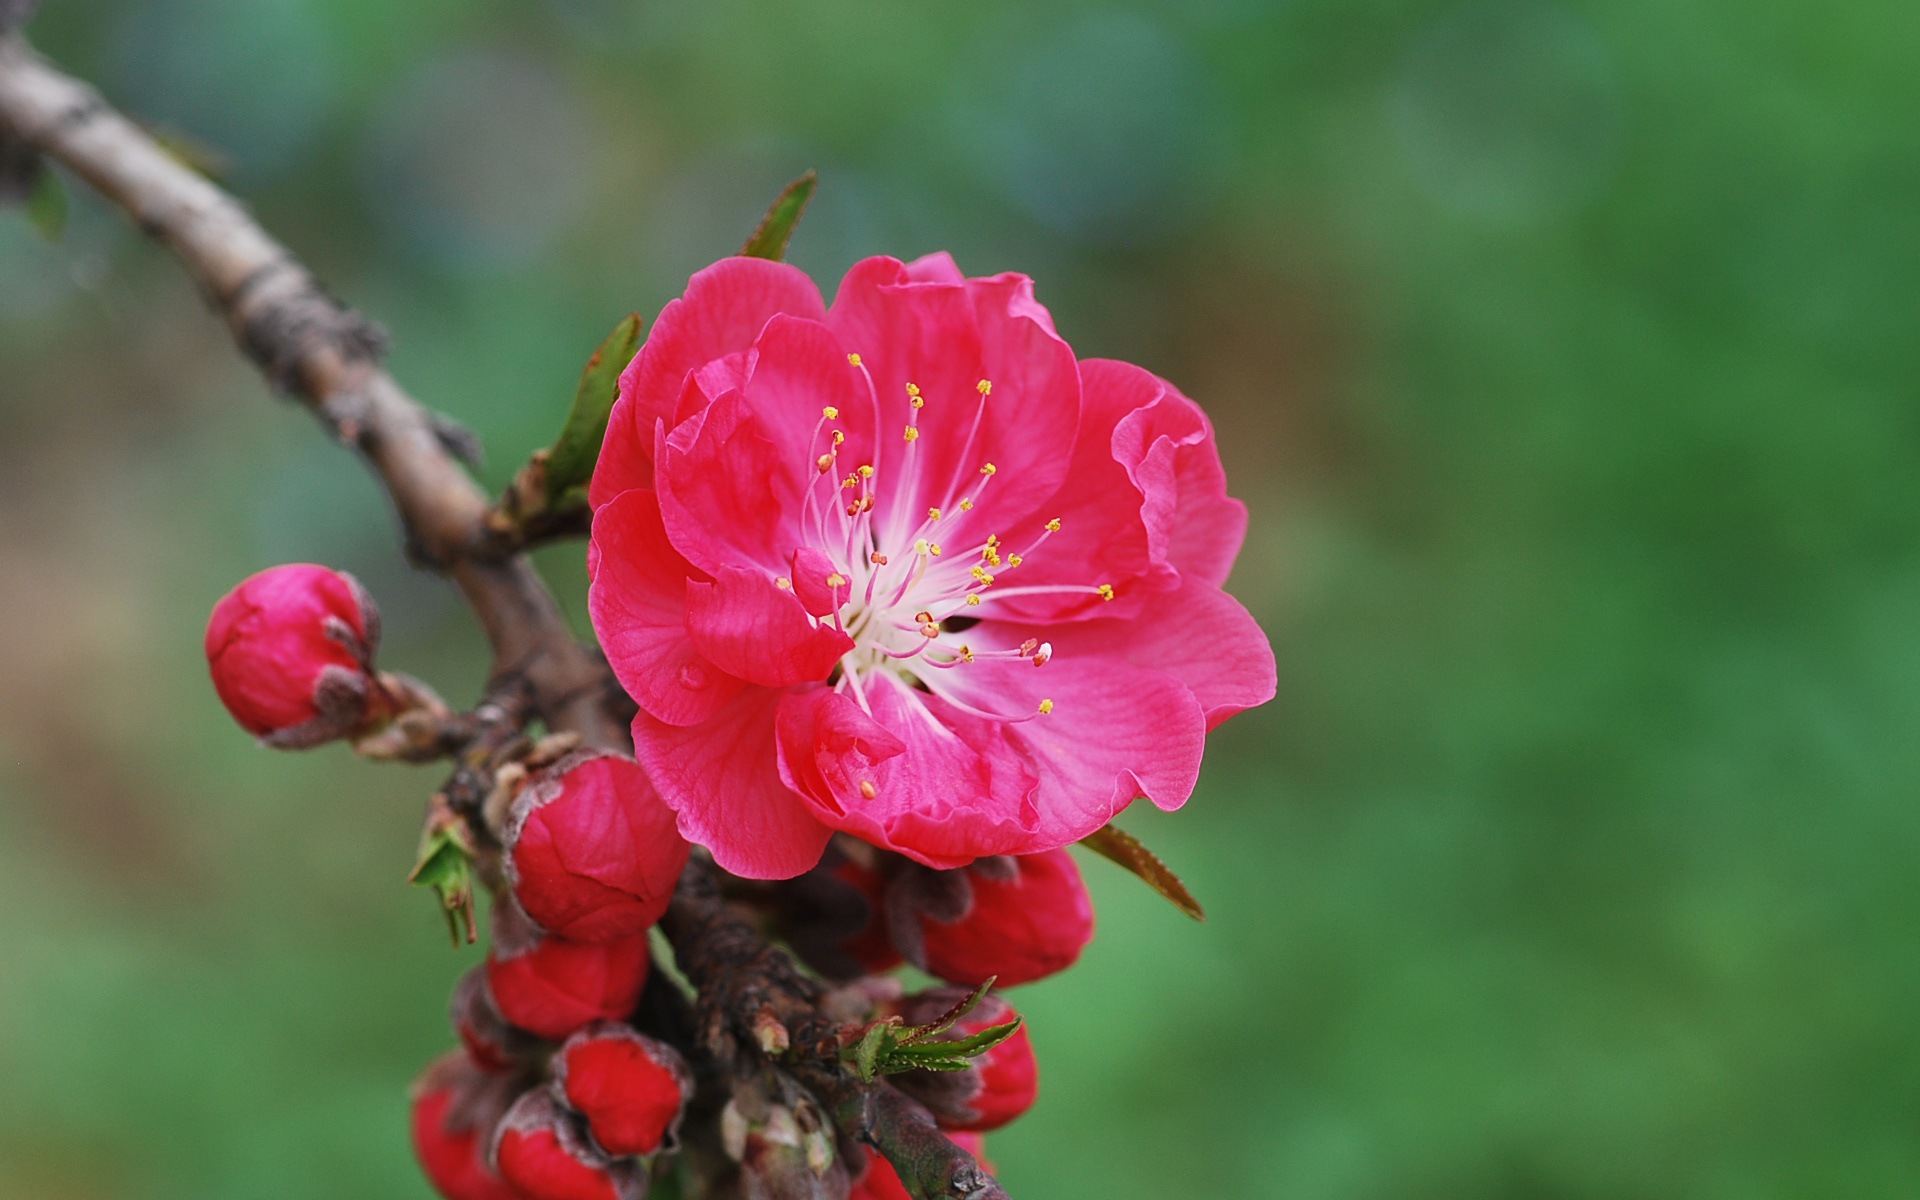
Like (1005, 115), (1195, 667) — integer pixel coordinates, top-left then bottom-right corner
(410, 1051), (523, 1200)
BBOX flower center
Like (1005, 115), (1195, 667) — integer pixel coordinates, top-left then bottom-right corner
(771, 362), (1115, 721)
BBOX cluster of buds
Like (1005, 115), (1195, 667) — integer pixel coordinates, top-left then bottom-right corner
(203, 563), (1102, 1197)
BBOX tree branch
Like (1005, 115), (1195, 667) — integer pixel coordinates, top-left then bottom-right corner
(0, 31), (1003, 1199)
(0, 32), (620, 748)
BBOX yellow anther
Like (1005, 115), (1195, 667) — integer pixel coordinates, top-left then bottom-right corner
(959, 645), (974, 662)
(832, 430), (845, 445)
(1006, 555), (1022, 567)
(858, 779), (877, 799)
(843, 476), (858, 490)
(980, 462), (997, 476)
(1038, 698), (1054, 714)
(816, 453), (834, 472)
(970, 566), (994, 583)
(987, 534), (999, 546)
(914, 539), (930, 555)
(911, 396), (925, 410)
(1045, 518), (1062, 533)
(906, 382), (921, 397)
(823, 405), (839, 419)
(904, 426), (920, 442)
(985, 549), (1002, 567)
(775, 577), (792, 590)
(858, 464), (875, 478)
(927, 507), (941, 520)
(977, 379), (992, 395)
(847, 353), (863, 367)
(959, 499), (974, 511)
(1096, 583), (1115, 601)
(826, 573), (847, 589)
(929, 543), (943, 557)
(965, 594), (981, 606)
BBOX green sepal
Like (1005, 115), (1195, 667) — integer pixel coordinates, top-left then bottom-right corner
(740, 170), (817, 262)
(543, 312), (643, 504)
(1080, 822), (1205, 921)
(409, 803), (478, 947)
(841, 978), (1022, 1081)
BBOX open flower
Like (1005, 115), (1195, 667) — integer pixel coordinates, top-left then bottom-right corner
(588, 254), (1274, 879)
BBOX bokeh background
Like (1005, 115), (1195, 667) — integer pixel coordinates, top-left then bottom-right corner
(3, 0), (1918, 1196)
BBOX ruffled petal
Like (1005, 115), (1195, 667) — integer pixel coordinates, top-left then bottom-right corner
(685, 566), (853, 688)
(591, 257), (825, 508)
(655, 391), (807, 576)
(587, 489), (745, 727)
(631, 688), (834, 879)
(1094, 359), (1247, 588)
(776, 680), (1040, 869)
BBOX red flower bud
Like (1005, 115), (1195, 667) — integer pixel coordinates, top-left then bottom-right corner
(849, 1133), (990, 1200)
(914, 850), (1093, 988)
(410, 1051), (522, 1200)
(889, 990), (1038, 1132)
(505, 751), (691, 943)
(551, 1021), (693, 1158)
(493, 1089), (647, 1200)
(204, 563), (384, 747)
(486, 897), (650, 1041)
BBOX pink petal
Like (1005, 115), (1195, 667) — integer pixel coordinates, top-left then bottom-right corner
(789, 546), (848, 618)
(935, 650), (1205, 838)
(1014, 577), (1275, 731)
(631, 688), (835, 879)
(825, 256), (1080, 553)
(591, 258), (826, 508)
(1094, 359), (1248, 588)
(587, 490), (745, 727)
(775, 681), (1040, 869)
(684, 566), (853, 688)
(654, 390), (807, 576)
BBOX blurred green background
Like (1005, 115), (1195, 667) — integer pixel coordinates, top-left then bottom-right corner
(4, 0), (1918, 1196)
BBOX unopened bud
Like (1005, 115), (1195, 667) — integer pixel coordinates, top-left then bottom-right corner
(550, 1021), (693, 1158)
(912, 849), (1094, 988)
(485, 897), (650, 1041)
(503, 751), (690, 943)
(203, 563), (385, 748)
(493, 1089), (647, 1200)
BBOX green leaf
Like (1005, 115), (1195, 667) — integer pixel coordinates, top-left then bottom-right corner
(907, 1017), (1023, 1063)
(740, 170), (817, 262)
(1080, 823), (1205, 921)
(25, 166), (64, 242)
(409, 818), (477, 947)
(897, 977), (995, 1045)
(543, 312), (643, 504)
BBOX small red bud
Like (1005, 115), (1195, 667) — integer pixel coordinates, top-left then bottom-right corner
(849, 1133), (990, 1200)
(504, 751), (691, 943)
(486, 897), (650, 1041)
(551, 1021), (693, 1157)
(204, 563), (384, 747)
(916, 850), (1093, 988)
(889, 990), (1037, 1132)
(410, 1051), (522, 1200)
(493, 1089), (647, 1200)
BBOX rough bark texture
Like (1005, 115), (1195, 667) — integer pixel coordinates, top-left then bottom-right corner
(0, 31), (1000, 1200)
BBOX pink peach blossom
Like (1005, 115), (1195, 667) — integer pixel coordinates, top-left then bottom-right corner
(587, 253), (1274, 879)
